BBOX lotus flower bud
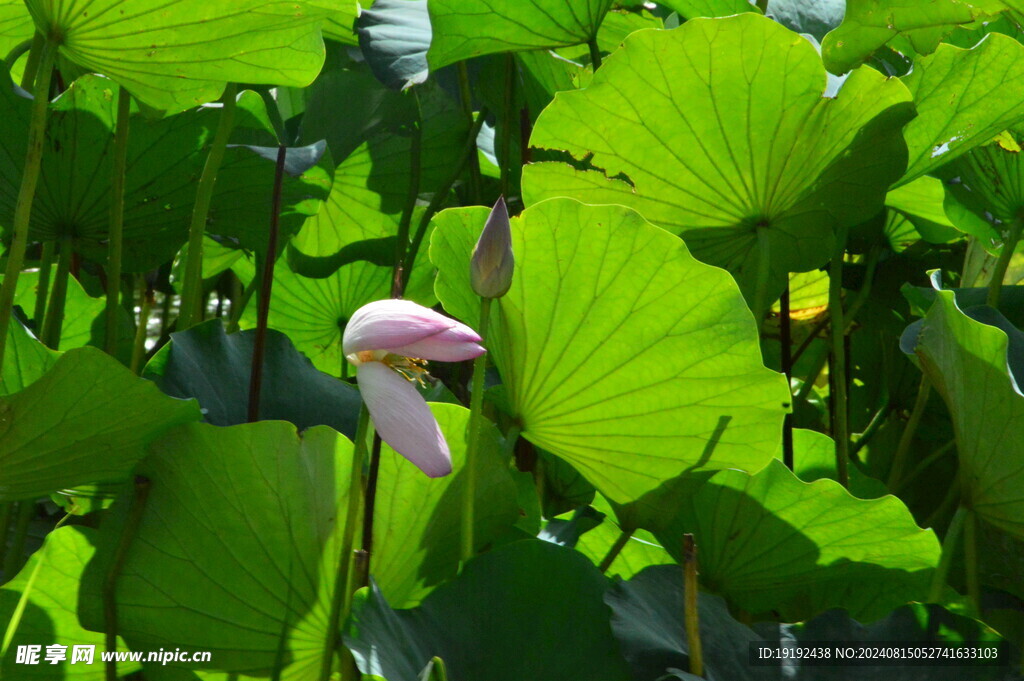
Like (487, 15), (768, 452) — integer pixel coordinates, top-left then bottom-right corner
(470, 197), (514, 299)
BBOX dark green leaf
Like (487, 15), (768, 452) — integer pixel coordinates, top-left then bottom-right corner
(142, 319), (362, 437)
(344, 541), (632, 681)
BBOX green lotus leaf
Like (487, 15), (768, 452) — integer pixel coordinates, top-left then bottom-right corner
(344, 540), (632, 681)
(0, 317), (56, 396)
(763, 603), (1014, 680)
(912, 290), (1024, 540)
(426, 0), (615, 70)
(79, 421), (353, 679)
(938, 130), (1024, 244)
(79, 406), (513, 677)
(0, 527), (138, 679)
(322, 1), (359, 45)
(0, 0), (33, 63)
(605, 565), (772, 681)
(820, 0), (1003, 75)
(526, 14), (914, 308)
(357, 0), (431, 90)
(659, 0), (760, 19)
(628, 459), (941, 621)
(293, 84), (466, 260)
(574, 493), (673, 580)
(898, 34), (1024, 186)
(785, 428), (890, 499)
(767, 0), (845, 40)
(884, 177), (962, 251)
(234, 242), (435, 378)
(0, 347), (201, 501)
(0, 74), (331, 271)
(142, 319), (363, 437)
(610, 566), (1013, 681)
(22, 0), (331, 112)
(369, 404), (520, 608)
(431, 198), (789, 503)
(7, 270), (104, 351)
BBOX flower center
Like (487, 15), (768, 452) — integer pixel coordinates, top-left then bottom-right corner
(346, 350), (432, 388)
(385, 355), (431, 388)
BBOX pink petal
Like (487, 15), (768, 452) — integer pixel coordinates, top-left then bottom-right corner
(357, 361), (452, 477)
(388, 327), (486, 362)
(343, 299), (482, 361)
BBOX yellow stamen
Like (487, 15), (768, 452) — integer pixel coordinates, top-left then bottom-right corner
(384, 354), (432, 387)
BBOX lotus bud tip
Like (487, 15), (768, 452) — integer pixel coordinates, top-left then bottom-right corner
(470, 196), (514, 299)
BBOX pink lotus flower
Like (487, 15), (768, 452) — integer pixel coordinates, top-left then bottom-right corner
(344, 299), (485, 477)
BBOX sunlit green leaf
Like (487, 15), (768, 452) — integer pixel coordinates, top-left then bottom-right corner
(821, 0), (1003, 75)
(661, 0), (760, 18)
(899, 34), (1024, 185)
(234, 239), (435, 378)
(912, 290), (1024, 540)
(939, 130), (1024, 244)
(0, 317), (56, 396)
(0, 347), (201, 501)
(293, 83), (466, 260)
(526, 14), (914, 308)
(23, 0), (331, 111)
(431, 198), (789, 503)
(80, 422), (353, 679)
(427, 0), (615, 70)
(628, 460), (941, 620)
(0, 0), (33, 64)
(0, 527), (139, 679)
(371, 404), (520, 607)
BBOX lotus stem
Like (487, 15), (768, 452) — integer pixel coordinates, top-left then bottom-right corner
(986, 217), (1023, 309)
(461, 296), (493, 564)
(178, 83), (238, 330)
(0, 39), (56, 373)
(105, 87), (131, 355)
(40, 236), (72, 350)
(964, 508), (980, 617)
(28, 242), (55, 330)
(392, 88), (423, 298)
(887, 375), (931, 489)
(247, 144), (288, 423)
(103, 476), (150, 681)
(499, 53), (516, 199)
(928, 505), (967, 604)
(598, 529), (633, 573)
(404, 107), (489, 278)
(828, 225), (850, 487)
(780, 284), (794, 469)
(129, 275), (154, 375)
(358, 434), (383, 589)
(18, 32), (44, 91)
(456, 63), (483, 204)
(321, 406), (370, 681)
(588, 37), (603, 70)
(683, 533), (703, 677)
